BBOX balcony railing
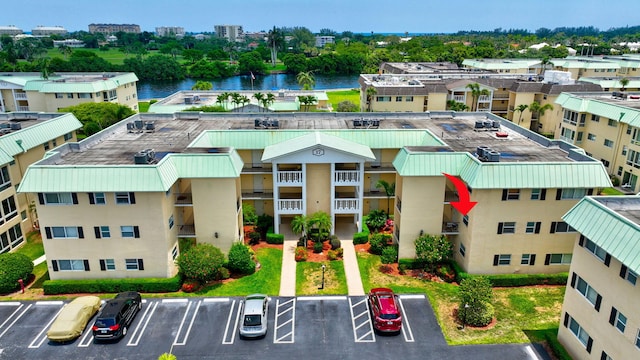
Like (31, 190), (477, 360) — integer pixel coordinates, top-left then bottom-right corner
(444, 191), (459, 203)
(177, 225), (195, 237)
(242, 164), (272, 173)
(449, 95), (465, 102)
(277, 171), (303, 185)
(241, 191), (274, 199)
(364, 162), (395, 172)
(441, 222), (460, 234)
(16, 106), (29, 111)
(334, 170), (360, 184)
(478, 95), (491, 102)
(334, 198), (359, 213)
(175, 193), (193, 205)
(14, 93), (28, 100)
(278, 199), (303, 213)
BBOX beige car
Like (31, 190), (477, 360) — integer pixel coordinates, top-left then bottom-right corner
(47, 296), (102, 342)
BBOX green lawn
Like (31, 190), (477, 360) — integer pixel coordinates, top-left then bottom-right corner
(17, 231), (44, 261)
(600, 187), (625, 195)
(138, 101), (151, 113)
(326, 90), (360, 111)
(296, 260), (347, 295)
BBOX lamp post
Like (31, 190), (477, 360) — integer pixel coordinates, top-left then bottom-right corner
(462, 303), (470, 329)
(318, 264), (326, 290)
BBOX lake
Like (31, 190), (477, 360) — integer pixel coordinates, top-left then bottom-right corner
(137, 74), (360, 99)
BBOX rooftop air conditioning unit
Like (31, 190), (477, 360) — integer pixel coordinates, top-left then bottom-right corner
(476, 145), (490, 158)
(134, 152), (147, 164)
(10, 123), (21, 131)
(487, 151), (500, 162)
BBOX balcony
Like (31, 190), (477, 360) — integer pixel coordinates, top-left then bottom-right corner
(175, 193), (193, 206)
(449, 95), (465, 102)
(334, 198), (359, 213)
(242, 164), (272, 173)
(241, 190), (274, 199)
(444, 191), (459, 203)
(334, 170), (360, 185)
(364, 190), (387, 198)
(177, 224), (195, 237)
(441, 222), (460, 235)
(478, 95), (491, 102)
(14, 93), (28, 100)
(16, 106), (29, 111)
(278, 199), (303, 214)
(277, 171), (303, 185)
(364, 162), (395, 172)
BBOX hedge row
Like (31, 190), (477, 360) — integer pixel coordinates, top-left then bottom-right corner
(451, 262), (568, 287)
(266, 232), (284, 244)
(43, 275), (182, 295)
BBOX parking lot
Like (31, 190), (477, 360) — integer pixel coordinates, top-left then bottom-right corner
(0, 295), (550, 360)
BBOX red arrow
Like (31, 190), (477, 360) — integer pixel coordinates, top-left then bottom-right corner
(443, 173), (477, 216)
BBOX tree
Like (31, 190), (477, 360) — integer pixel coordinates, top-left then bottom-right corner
(296, 71), (315, 90)
(514, 104), (529, 124)
(227, 242), (256, 275)
(620, 77), (630, 91)
(58, 45), (73, 59)
(237, 51), (267, 75)
(58, 102), (135, 135)
(375, 180), (395, 217)
(267, 26), (284, 67)
(307, 211), (332, 242)
(0, 253), (33, 294)
(365, 209), (387, 233)
(528, 101), (553, 123)
(176, 243), (227, 283)
(191, 81), (213, 91)
(366, 86), (377, 112)
(217, 92), (230, 110)
(458, 277), (494, 327)
(240, 95), (250, 111)
(414, 234), (453, 271)
(337, 100), (358, 112)
(182, 49), (204, 64)
(253, 92), (265, 112)
(298, 95), (316, 112)
(265, 93), (276, 109)
(446, 100), (469, 112)
(465, 83), (490, 112)
(291, 215), (309, 239)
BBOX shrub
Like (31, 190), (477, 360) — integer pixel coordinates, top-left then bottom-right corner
(337, 100), (358, 112)
(451, 261), (568, 286)
(458, 276), (494, 327)
(256, 214), (274, 239)
(365, 209), (387, 232)
(436, 264), (455, 282)
(398, 263), (408, 275)
(294, 246), (307, 262)
(149, 99), (158, 105)
(313, 241), (323, 253)
(266, 232), (284, 244)
(327, 250), (337, 260)
(176, 243), (226, 283)
(381, 246), (398, 264)
(297, 236), (306, 247)
(415, 234), (453, 271)
(369, 233), (390, 255)
(335, 247), (344, 258)
(330, 236), (341, 250)
(43, 275), (182, 295)
(248, 231), (261, 245)
(462, 302), (494, 327)
(242, 204), (258, 225)
(181, 279), (200, 293)
(610, 175), (620, 187)
(398, 258), (423, 270)
(227, 242), (256, 275)
(353, 231), (369, 244)
(0, 253), (34, 294)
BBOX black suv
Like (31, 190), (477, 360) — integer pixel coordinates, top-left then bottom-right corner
(92, 292), (142, 340)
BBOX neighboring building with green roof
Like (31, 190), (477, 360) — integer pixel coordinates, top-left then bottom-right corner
(18, 111), (611, 279)
(559, 195), (640, 360)
(0, 72), (139, 113)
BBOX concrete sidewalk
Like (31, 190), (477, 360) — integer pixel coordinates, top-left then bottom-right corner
(33, 255), (46, 266)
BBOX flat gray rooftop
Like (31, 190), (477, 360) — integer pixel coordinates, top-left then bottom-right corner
(594, 196), (640, 226)
(56, 113), (575, 166)
(575, 92), (640, 110)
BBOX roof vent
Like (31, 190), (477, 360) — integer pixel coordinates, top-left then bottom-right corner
(476, 145), (490, 158)
(133, 148), (156, 164)
(486, 151), (500, 162)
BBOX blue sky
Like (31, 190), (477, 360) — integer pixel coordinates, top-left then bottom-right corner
(4, 0), (640, 34)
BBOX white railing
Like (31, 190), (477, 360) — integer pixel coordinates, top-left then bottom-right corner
(450, 95), (465, 102)
(16, 106), (29, 111)
(334, 170), (360, 184)
(334, 199), (359, 213)
(478, 95), (491, 102)
(14, 93), (27, 100)
(277, 171), (303, 185)
(278, 199), (303, 213)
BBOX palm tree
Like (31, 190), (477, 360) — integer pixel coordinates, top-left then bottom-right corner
(620, 77), (630, 92)
(217, 92), (230, 110)
(529, 101), (554, 125)
(265, 93), (276, 110)
(307, 211), (332, 241)
(267, 26), (284, 67)
(253, 92), (265, 112)
(230, 92), (242, 111)
(514, 104), (529, 124)
(375, 180), (395, 218)
(446, 99), (469, 112)
(291, 215), (308, 239)
(366, 87), (377, 112)
(296, 71), (315, 90)
(465, 83), (490, 112)
(240, 95), (250, 111)
(298, 95), (316, 112)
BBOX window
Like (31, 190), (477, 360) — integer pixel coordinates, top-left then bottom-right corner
(64, 132), (73, 141)
(612, 310), (627, 333)
(125, 258), (144, 270)
(494, 254), (511, 266)
(627, 149), (640, 168)
(89, 192), (106, 205)
(587, 133), (596, 141)
(462, 214), (469, 226)
(502, 189), (520, 200)
(405, 96), (413, 102)
(395, 96), (403, 102)
(44, 142), (49, 151)
(608, 119), (618, 127)
(579, 114), (586, 127)
(43, 193), (75, 205)
(559, 188), (587, 200)
(600, 351), (612, 360)
(0, 166), (10, 191)
(100, 259), (115, 271)
(591, 114), (600, 122)
(49, 226), (81, 239)
(525, 222), (541, 234)
(601, 159), (610, 167)
(66, 93), (73, 99)
(561, 127), (575, 142)
(550, 221), (576, 233)
(1, 196), (17, 221)
(566, 314), (591, 348)
(548, 253), (572, 264)
(459, 243), (466, 257)
(120, 226), (139, 238)
(168, 214), (174, 229)
(52, 139), (57, 147)
(376, 96), (391, 102)
(497, 222), (516, 234)
(55, 93), (63, 99)
(55, 259), (88, 271)
(575, 275), (600, 307)
(576, 132), (583, 143)
(20, 210), (26, 220)
(632, 128), (640, 145)
(94, 226), (110, 238)
(604, 139), (614, 148)
(172, 245), (179, 260)
(77, 93), (91, 99)
(619, 265), (637, 285)
(521, 254), (536, 265)
(583, 236), (609, 263)
(617, 166), (623, 176)
(115, 192), (135, 205)
(636, 329), (640, 349)
(530, 188), (546, 200)
(563, 110), (578, 125)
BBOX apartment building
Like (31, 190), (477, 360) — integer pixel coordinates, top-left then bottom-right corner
(214, 25), (244, 42)
(0, 72), (139, 112)
(0, 112), (82, 254)
(31, 26), (67, 36)
(0, 26), (22, 36)
(17, 111), (610, 280)
(315, 36), (335, 48)
(462, 59), (542, 74)
(155, 26), (185, 37)
(380, 62), (460, 74)
(88, 24), (141, 35)
(559, 195), (640, 360)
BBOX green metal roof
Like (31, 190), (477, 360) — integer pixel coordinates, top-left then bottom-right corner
(193, 129), (444, 150)
(261, 132), (375, 161)
(22, 73), (138, 93)
(555, 93), (640, 128)
(0, 76), (37, 87)
(462, 59), (540, 70)
(563, 196), (640, 274)
(393, 150), (612, 189)
(18, 151), (243, 193)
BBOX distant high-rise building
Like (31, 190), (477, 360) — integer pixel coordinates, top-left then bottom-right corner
(88, 23), (141, 35)
(32, 26), (68, 36)
(155, 26), (185, 37)
(315, 36), (335, 48)
(0, 25), (23, 36)
(214, 25), (244, 42)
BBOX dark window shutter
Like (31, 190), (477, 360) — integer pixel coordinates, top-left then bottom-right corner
(550, 222), (556, 234)
(540, 189), (546, 200)
(579, 235), (585, 247)
(99, 259), (106, 271)
(77, 227), (84, 239)
(134, 226), (140, 238)
(609, 307), (618, 325)
(530, 254), (536, 266)
(563, 313), (569, 327)
(545, 254), (551, 265)
(137, 259), (144, 270)
(83, 259), (90, 271)
(595, 294), (602, 312)
(501, 189), (508, 201)
(38, 193), (45, 205)
(586, 337), (593, 353)
(94, 227), (101, 239)
(45, 227), (52, 239)
(556, 189), (562, 200)
(493, 255), (499, 266)
(88, 193), (95, 205)
(570, 273), (577, 288)
(534, 222), (541, 234)
(72, 193), (78, 204)
(620, 264), (628, 279)
(129, 192), (136, 204)
(497, 223), (503, 234)
(604, 254), (611, 267)
(601, 352), (608, 360)
(587, 189), (593, 196)
(51, 260), (58, 272)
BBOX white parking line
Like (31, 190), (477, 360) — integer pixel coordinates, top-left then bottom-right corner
(127, 301), (158, 346)
(349, 297), (375, 343)
(222, 300), (240, 344)
(35, 301), (64, 306)
(162, 299), (188, 303)
(297, 296), (347, 301)
(173, 300), (201, 346)
(273, 298), (295, 344)
(77, 325), (94, 347)
(525, 345), (540, 360)
(203, 298), (229, 303)
(399, 294), (425, 300)
(28, 307), (65, 348)
(0, 302), (21, 306)
(0, 304), (32, 339)
(397, 298), (415, 342)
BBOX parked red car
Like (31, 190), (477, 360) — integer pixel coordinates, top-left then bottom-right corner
(368, 288), (402, 333)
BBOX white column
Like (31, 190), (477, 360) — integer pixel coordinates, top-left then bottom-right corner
(330, 162), (336, 235)
(11, 89), (18, 111)
(0, 90), (4, 112)
(302, 163), (307, 215)
(272, 161), (280, 234)
(357, 161), (364, 232)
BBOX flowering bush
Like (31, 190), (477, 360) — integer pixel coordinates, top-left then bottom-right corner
(294, 246), (307, 262)
(327, 250), (337, 260)
(176, 243), (227, 283)
(335, 247), (344, 258)
(181, 279), (200, 293)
